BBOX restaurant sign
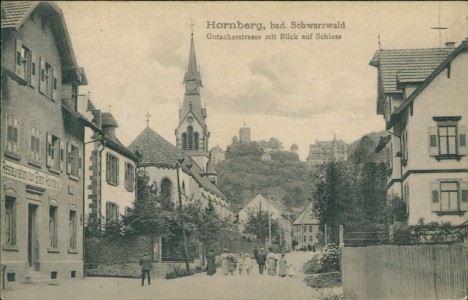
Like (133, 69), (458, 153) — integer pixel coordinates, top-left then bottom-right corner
(2, 159), (61, 191)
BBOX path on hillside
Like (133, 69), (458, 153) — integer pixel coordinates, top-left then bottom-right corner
(2, 251), (341, 300)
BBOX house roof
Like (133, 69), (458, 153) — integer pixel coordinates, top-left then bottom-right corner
(389, 40), (468, 127)
(1, 1), (84, 84)
(369, 48), (453, 94)
(293, 205), (319, 225)
(128, 126), (228, 202)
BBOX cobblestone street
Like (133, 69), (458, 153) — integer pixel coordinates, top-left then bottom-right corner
(1, 252), (341, 300)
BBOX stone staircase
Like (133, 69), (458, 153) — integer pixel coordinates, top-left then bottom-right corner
(23, 271), (58, 285)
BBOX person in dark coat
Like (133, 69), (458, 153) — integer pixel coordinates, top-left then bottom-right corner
(256, 248), (267, 275)
(206, 249), (216, 276)
(140, 252), (152, 286)
(253, 247), (259, 260)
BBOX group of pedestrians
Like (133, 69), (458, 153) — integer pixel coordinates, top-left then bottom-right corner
(218, 249), (255, 275)
(254, 247), (295, 277)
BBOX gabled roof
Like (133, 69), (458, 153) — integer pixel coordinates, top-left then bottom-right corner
(369, 48), (453, 94)
(2, 1), (83, 83)
(293, 205), (319, 225)
(103, 134), (139, 162)
(389, 40), (468, 127)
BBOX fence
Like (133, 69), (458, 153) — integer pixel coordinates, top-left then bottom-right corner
(342, 244), (467, 299)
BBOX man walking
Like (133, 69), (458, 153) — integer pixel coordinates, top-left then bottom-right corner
(256, 248), (267, 275)
(140, 252), (152, 286)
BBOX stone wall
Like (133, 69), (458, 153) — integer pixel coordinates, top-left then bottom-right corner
(84, 235), (202, 278)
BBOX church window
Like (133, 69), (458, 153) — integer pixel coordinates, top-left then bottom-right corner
(161, 178), (172, 205)
(194, 132), (199, 150)
(187, 126), (194, 150)
(182, 133), (187, 150)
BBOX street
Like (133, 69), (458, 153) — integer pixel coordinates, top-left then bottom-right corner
(1, 252), (341, 300)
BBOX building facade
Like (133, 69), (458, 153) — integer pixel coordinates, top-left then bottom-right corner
(371, 41), (467, 225)
(239, 124), (251, 143)
(84, 109), (139, 227)
(237, 194), (292, 249)
(210, 145), (225, 164)
(292, 204), (320, 249)
(1, 1), (91, 283)
(306, 135), (348, 165)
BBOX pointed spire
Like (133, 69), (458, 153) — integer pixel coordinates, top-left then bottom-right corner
(183, 23), (202, 84)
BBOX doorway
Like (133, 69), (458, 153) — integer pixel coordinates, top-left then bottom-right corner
(27, 204), (39, 270)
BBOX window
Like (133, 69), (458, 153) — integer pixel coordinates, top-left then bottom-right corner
(401, 131), (408, 164)
(5, 115), (19, 156)
(69, 211), (77, 249)
(46, 133), (63, 171)
(187, 126), (194, 150)
(49, 206), (58, 248)
(431, 181), (468, 213)
(106, 153), (119, 185)
(39, 58), (57, 100)
(194, 132), (199, 150)
(29, 126), (41, 164)
(67, 144), (81, 178)
(4, 197), (16, 245)
(125, 163), (135, 191)
(303, 225), (306, 232)
(160, 178), (172, 204)
(309, 236), (313, 242)
(429, 117), (467, 159)
(16, 41), (30, 81)
(105, 202), (119, 222)
(182, 133), (187, 150)
(303, 236), (306, 242)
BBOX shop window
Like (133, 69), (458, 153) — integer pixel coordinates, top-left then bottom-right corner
(49, 206), (58, 248)
(4, 197), (17, 245)
(69, 211), (77, 250)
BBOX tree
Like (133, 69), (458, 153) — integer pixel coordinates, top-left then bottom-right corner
(290, 143), (299, 152)
(243, 210), (279, 243)
(350, 135), (376, 165)
(270, 151), (299, 163)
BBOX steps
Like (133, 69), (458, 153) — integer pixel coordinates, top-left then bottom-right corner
(23, 271), (59, 285)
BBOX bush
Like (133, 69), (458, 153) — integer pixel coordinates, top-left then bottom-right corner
(165, 266), (194, 279)
(302, 243), (341, 274)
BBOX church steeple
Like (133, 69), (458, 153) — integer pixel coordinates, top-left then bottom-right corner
(183, 34), (202, 86)
(175, 27), (210, 170)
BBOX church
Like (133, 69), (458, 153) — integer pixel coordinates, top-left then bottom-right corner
(128, 32), (231, 218)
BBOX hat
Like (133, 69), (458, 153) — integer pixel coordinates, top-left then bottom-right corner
(260, 248), (264, 251)
(223, 248), (228, 252)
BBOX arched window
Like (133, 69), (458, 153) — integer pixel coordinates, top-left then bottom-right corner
(194, 132), (199, 150)
(182, 133), (187, 150)
(160, 178), (172, 205)
(187, 126), (193, 150)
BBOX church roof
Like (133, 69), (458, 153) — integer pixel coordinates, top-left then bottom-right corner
(293, 205), (319, 225)
(128, 126), (228, 202)
(128, 126), (182, 168)
(101, 113), (118, 127)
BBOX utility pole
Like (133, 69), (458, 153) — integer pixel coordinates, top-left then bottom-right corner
(176, 157), (190, 272)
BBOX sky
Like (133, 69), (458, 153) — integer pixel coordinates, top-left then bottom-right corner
(58, 1), (467, 160)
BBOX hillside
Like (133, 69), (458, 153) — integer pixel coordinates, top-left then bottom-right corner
(216, 131), (388, 218)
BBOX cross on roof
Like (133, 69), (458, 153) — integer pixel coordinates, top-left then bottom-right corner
(190, 19), (195, 35)
(431, 4), (447, 48)
(145, 113), (151, 127)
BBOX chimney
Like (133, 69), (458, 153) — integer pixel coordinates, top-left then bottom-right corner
(445, 42), (456, 48)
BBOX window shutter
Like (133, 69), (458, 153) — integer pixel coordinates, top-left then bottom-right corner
(37, 129), (41, 162)
(78, 148), (82, 178)
(52, 67), (58, 100)
(13, 118), (19, 154)
(460, 182), (468, 211)
(46, 132), (52, 167)
(458, 125), (467, 156)
(67, 143), (72, 174)
(59, 140), (65, 171)
(30, 127), (35, 158)
(5, 115), (11, 151)
(39, 58), (46, 94)
(430, 182), (440, 212)
(31, 51), (37, 87)
(116, 158), (120, 185)
(428, 127), (438, 156)
(15, 40), (24, 79)
(106, 153), (110, 182)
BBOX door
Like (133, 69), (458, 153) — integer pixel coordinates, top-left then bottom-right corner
(28, 204), (39, 270)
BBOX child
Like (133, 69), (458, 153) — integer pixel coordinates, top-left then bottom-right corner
(287, 263), (295, 278)
(228, 254), (237, 275)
